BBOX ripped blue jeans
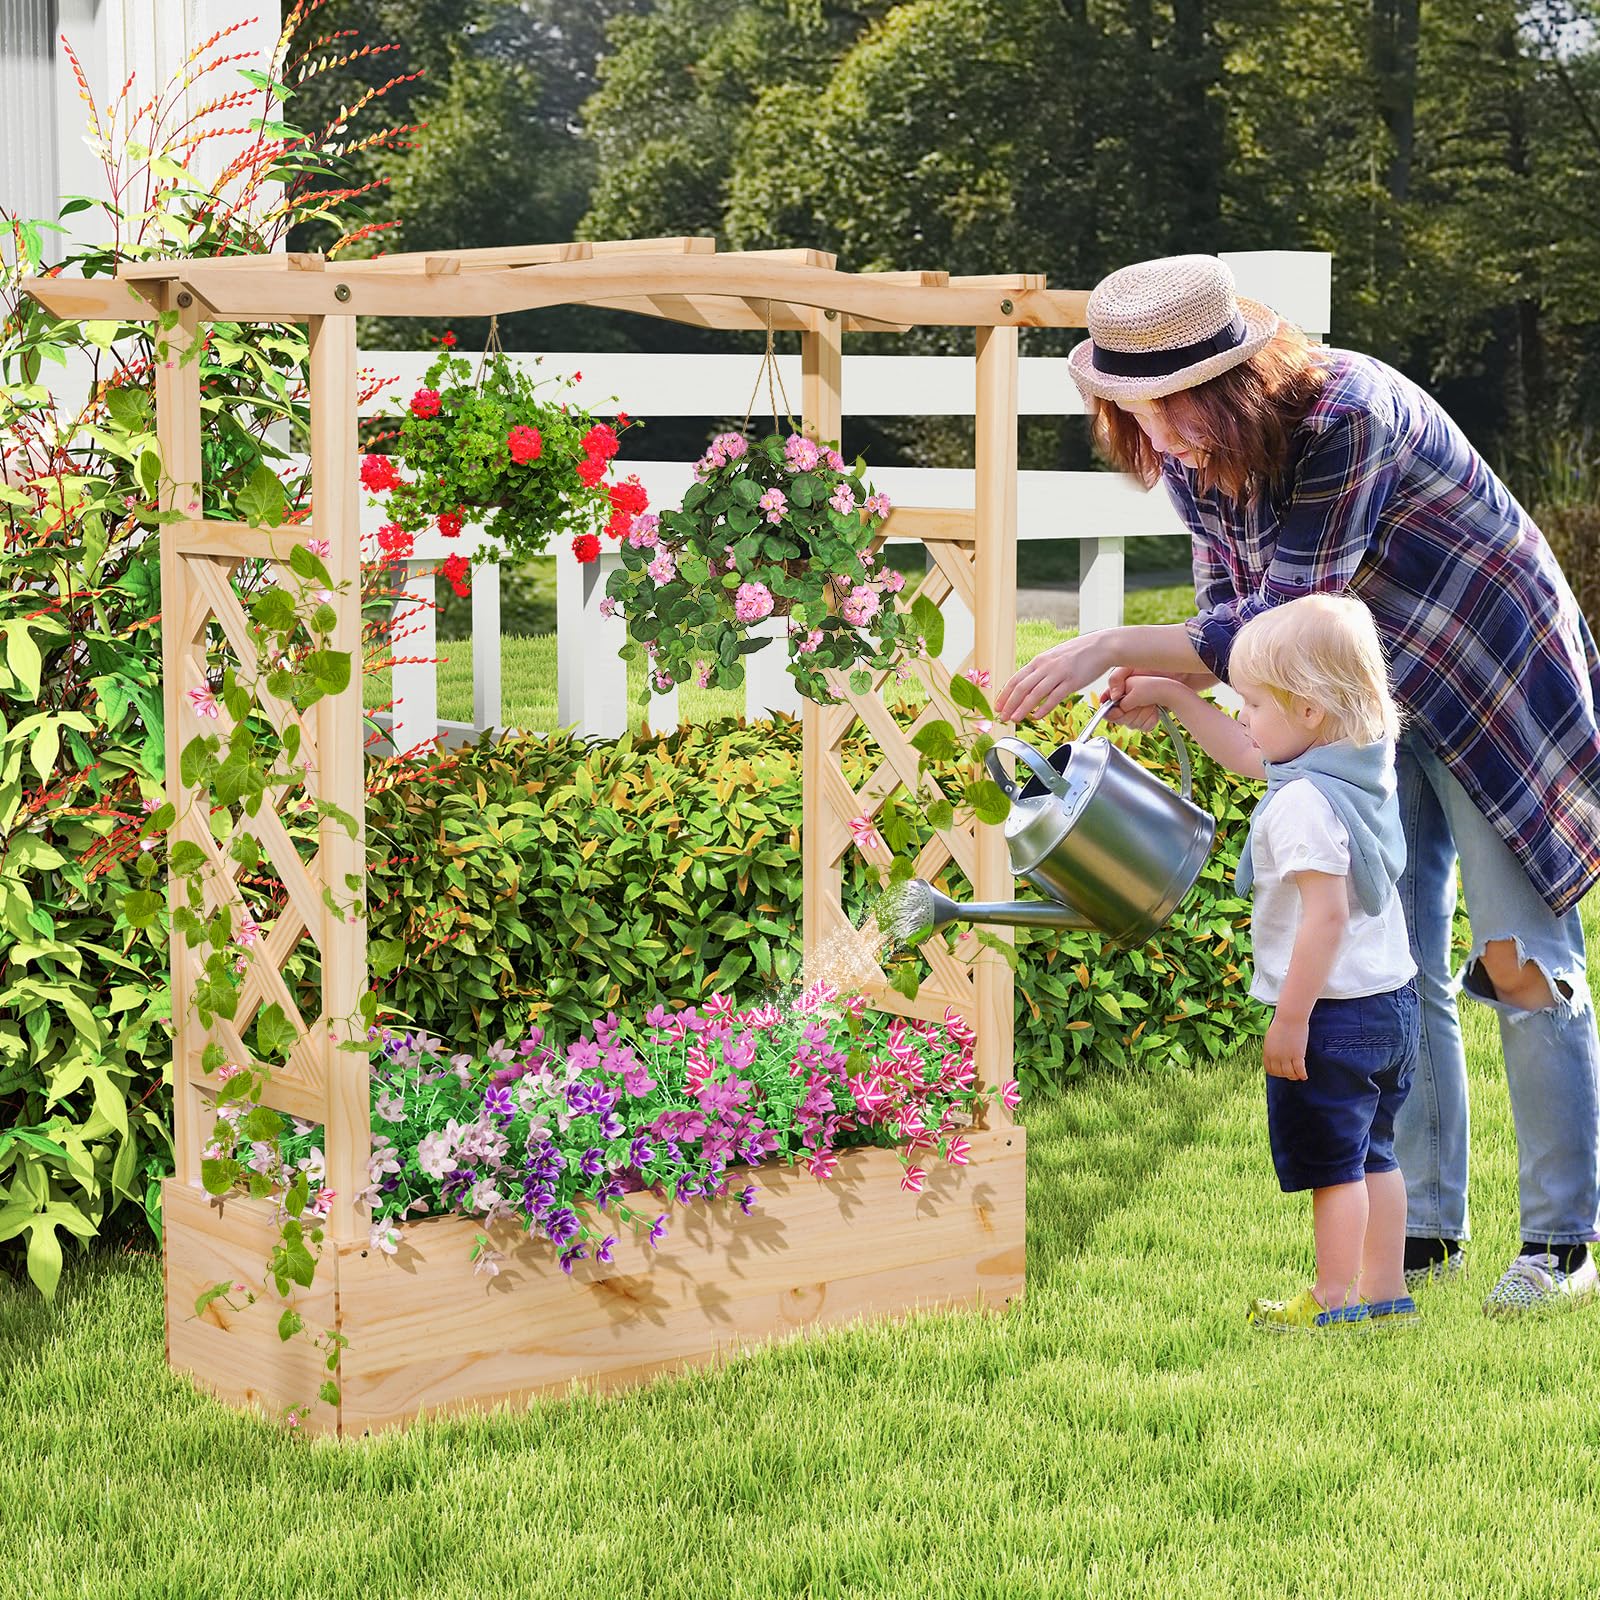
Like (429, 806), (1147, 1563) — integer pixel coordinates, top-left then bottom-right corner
(1394, 734), (1600, 1246)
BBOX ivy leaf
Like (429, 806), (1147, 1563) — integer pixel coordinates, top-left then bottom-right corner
(237, 463), (286, 528)
(121, 889), (164, 930)
(911, 595), (945, 658)
(964, 778), (1011, 826)
(201, 1157), (241, 1197)
(948, 673), (993, 717)
(254, 1002), (297, 1063)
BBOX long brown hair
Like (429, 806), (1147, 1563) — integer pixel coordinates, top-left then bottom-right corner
(1090, 324), (1330, 504)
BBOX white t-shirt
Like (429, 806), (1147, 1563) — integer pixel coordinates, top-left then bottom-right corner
(1248, 778), (1417, 1005)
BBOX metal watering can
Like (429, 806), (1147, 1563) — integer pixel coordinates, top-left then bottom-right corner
(899, 699), (1216, 947)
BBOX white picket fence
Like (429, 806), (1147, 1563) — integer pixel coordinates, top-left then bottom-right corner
(367, 251), (1331, 752)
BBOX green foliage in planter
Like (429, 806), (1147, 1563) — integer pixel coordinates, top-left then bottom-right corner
(364, 707), (1266, 1096)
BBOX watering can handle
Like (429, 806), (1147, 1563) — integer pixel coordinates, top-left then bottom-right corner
(984, 737), (1070, 802)
(1080, 698), (1196, 801)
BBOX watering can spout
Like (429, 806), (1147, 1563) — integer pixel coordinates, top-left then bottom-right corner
(892, 879), (1096, 938)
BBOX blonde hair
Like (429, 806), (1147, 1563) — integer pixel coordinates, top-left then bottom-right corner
(1229, 594), (1400, 744)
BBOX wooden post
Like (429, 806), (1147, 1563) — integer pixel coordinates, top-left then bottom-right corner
(972, 324), (1019, 1119)
(800, 314), (844, 971)
(308, 313), (370, 1242)
(156, 288), (205, 1186)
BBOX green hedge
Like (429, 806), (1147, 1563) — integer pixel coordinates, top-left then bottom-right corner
(364, 708), (1266, 1090)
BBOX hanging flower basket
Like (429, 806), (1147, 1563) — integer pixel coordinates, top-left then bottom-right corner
(361, 339), (647, 584)
(605, 430), (907, 703)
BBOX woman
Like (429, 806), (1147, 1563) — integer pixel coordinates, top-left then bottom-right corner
(995, 254), (1600, 1314)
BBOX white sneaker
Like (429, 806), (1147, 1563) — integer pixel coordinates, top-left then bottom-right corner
(1483, 1250), (1599, 1317)
(1403, 1247), (1467, 1294)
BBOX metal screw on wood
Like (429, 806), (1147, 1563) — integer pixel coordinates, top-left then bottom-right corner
(1000, 298), (1014, 315)
(176, 292), (193, 308)
(334, 283), (352, 303)
(824, 308), (838, 320)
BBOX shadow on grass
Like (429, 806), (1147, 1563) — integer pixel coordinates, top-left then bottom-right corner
(1019, 1056), (1251, 1293)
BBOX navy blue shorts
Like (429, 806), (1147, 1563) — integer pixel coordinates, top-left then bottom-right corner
(1265, 982), (1419, 1193)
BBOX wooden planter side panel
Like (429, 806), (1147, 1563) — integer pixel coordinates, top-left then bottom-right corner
(163, 1130), (1023, 1436)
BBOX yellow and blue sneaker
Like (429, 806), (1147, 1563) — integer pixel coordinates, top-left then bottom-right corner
(1248, 1287), (1369, 1332)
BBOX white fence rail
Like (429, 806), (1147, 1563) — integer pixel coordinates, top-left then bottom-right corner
(364, 250), (1330, 751)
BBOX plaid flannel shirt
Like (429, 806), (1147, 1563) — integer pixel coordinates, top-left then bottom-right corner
(1173, 350), (1600, 916)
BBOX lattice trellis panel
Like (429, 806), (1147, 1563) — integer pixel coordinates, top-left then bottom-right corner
(158, 297), (369, 1240)
(801, 322), (1019, 1111)
(811, 530), (984, 1025)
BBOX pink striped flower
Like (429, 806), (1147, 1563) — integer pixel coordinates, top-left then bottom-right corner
(306, 538), (332, 559)
(900, 1165), (927, 1195)
(807, 1150), (839, 1180)
(1001, 1080), (1022, 1111)
(848, 814), (882, 852)
(187, 686), (220, 719)
(945, 1135), (972, 1167)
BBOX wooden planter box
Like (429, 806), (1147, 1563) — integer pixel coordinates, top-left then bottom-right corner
(164, 1125), (1025, 1437)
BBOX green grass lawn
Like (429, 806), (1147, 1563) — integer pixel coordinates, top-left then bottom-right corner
(366, 583), (1197, 733)
(7, 904), (1600, 1598)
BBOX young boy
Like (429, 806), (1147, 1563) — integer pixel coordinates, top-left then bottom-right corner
(1114, 593), (1421, 1328)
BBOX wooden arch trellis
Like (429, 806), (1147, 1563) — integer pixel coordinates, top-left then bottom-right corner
(27, 239), (1092, 1433)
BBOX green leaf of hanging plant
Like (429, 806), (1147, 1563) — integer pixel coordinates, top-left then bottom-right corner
(237, 463), (286, 528)
(911, 595), (945, 658)
(964, 778), (1011, 826)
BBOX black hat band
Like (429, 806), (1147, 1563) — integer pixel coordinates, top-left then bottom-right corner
(1090, 312), (1249, 378)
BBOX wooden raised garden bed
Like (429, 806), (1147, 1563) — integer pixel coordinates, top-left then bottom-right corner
(25, 239), (1080, 1435)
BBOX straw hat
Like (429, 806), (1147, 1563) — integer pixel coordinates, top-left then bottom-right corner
(1067, 255), (1280, 404)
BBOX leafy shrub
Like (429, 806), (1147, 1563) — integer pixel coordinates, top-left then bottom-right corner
(1534, 502), (1600, 636)
(362, 707), (1265, 1099)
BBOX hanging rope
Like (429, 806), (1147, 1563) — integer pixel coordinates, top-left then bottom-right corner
(741, 299), (797, 437)
(474, 312), (504, 387)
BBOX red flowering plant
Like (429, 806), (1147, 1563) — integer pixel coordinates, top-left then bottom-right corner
(361, 345), (645, 582)
(606, 430), (919, 704)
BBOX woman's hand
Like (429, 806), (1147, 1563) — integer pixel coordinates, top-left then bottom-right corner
(1263, 1011), (1310, 1081)
(995, 634), (1109, 722)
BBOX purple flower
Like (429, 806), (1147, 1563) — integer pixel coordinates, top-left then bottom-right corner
(544, 1206), (581, 1248)
(629, 1135), (656, 1168)
(595, 1177), (624, 1210)
(599, 1111), (624, 1140)
(568, 1038), (601, 1073)
(567, 1080), (604, 1116)
(579, 1147), (605, 1178)
(623, 1064), (656, 1097)
(560, 1243), (587, 1275)
(483, 1086), (514, 1120)
(648, 1214), (669, 1248)
(596, 1235), (617, 1265)
(646, 1004), (670, 1029)
(675, 1174), (702, 1205)
(738, 1185), (759, 1216)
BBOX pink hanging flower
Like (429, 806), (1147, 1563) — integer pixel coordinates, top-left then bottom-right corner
(863, 491), (893, 518)
(734, 581), (774, 623)
(900, 1166), (927, 1195)
(711, 431), (748, 460)
(848, 815), (882, 852)
(306, 538), (331, 559)
(883, 569), (906, 594)
(188, 686), (220, 720)
(963, 668), (991, 688)
(627, 513), (660, 548)
(840, 586), (881, 628)
(647, 550), (677, 585)
(1001, 1080), (1022, 1111)
(758, 486), (788, 524)
(829, 482), (856, 516)
(945, 1135), (972, 1167)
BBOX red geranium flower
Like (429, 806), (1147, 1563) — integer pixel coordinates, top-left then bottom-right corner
(360, 454), (401, 493)
(604, 508), (632, 540)
(410, 387), (441, 418)
(581, 423), (619, 461)
(443, 552), (470, 596)
(575, 454), (608, 488)
(608, 475), (649, 515)
(507, 424), (542, 464)
(572, 533), (601, 563)
(441, 330), (457, 348)
(376, 522), (413, 558)
(437, 508), (464, 539)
